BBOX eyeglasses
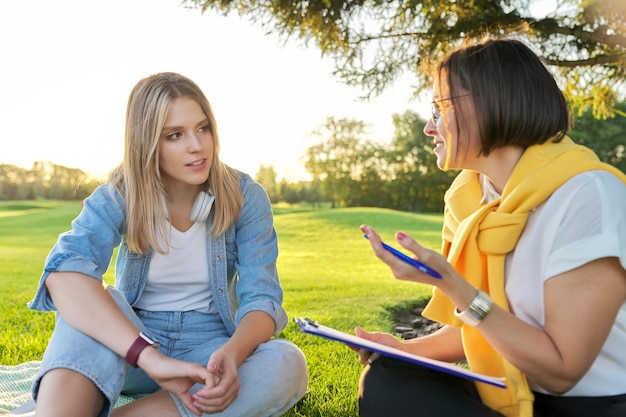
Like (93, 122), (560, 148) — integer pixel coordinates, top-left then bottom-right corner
(431, 93), (472, 123)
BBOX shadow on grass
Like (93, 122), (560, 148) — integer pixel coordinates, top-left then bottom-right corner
(384, 295), (443, 340)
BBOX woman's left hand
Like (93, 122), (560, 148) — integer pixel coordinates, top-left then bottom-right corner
(349, 327), (404, 365)
(191, 348), (240, 414)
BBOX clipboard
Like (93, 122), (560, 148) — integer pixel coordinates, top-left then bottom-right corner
(294, 317), (506, 388)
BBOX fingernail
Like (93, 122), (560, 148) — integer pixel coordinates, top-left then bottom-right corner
(397, 232), (407, 240)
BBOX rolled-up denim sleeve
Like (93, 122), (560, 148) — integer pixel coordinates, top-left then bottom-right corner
(233, 177), (288, 334)
(28, 185), (125, 312)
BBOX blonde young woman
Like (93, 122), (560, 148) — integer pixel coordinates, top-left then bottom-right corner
(26, 72), (307, 417)
(356, 38), (626, 417)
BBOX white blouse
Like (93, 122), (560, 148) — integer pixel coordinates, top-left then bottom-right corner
(483, 171), (626, 396)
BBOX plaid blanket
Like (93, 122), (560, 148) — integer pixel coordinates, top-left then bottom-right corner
(0, 362), (139, 415)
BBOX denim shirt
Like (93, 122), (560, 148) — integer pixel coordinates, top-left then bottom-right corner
(28, 171), (287, 336)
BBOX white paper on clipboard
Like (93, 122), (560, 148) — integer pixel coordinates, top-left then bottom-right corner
(294, 317), (506, 389)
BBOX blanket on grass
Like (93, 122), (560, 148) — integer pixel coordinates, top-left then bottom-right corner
(0, 361), (139, 415)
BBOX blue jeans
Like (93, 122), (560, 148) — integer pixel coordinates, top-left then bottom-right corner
(33, 287), (308, 417)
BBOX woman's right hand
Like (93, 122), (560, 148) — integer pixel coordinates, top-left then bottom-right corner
(350, 327), (404, 365)
(137, 347), (214, 416)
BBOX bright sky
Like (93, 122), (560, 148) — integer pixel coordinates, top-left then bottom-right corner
(0, 0), (427, 181)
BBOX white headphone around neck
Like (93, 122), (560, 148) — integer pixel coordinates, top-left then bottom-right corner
(163, 190), (215, 223)
(190, 191), (214, 223)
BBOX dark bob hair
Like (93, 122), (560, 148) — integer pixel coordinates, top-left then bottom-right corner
(435, 37), (571, 156)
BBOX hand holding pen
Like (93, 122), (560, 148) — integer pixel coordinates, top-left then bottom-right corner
(361, 224), (442, 280)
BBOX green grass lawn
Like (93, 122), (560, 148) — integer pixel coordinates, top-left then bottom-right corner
(0, 200), (443, 417)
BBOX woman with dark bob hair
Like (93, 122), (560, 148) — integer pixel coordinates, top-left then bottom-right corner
(355, 37), (626, 417)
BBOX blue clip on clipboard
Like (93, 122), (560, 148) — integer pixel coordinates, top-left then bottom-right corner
(294, 317), (506, 389)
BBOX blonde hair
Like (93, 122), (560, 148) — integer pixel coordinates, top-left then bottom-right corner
(109, 72), (243, 254)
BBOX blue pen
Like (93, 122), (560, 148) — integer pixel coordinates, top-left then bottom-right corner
(364, 235), (442, 279)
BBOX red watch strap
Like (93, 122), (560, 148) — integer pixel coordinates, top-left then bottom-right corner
(125, 333), (152, 368)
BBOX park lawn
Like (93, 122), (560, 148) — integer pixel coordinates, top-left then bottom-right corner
(0, 201), (443, 417)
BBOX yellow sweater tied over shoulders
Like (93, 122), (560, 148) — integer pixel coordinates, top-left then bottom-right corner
(422, 137), (626, 417)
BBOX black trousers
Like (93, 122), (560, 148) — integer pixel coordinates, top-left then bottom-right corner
(533, 391), (626, 417)
(358, 356), (626, 417)
(358, 356), (504, 417)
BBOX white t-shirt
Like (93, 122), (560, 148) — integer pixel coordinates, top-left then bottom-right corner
(134, 221), (217, 314)
(485, 171), (626, 396)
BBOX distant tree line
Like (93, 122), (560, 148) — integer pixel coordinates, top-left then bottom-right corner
(0, 161), (102, 201)
(302, 114), (456, 212)
(3, 105), (624, 213)
(259, 104), (626, 212)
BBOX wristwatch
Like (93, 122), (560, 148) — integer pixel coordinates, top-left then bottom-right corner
(125, 332), (159, 368)
(454, 289), (494, 327)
